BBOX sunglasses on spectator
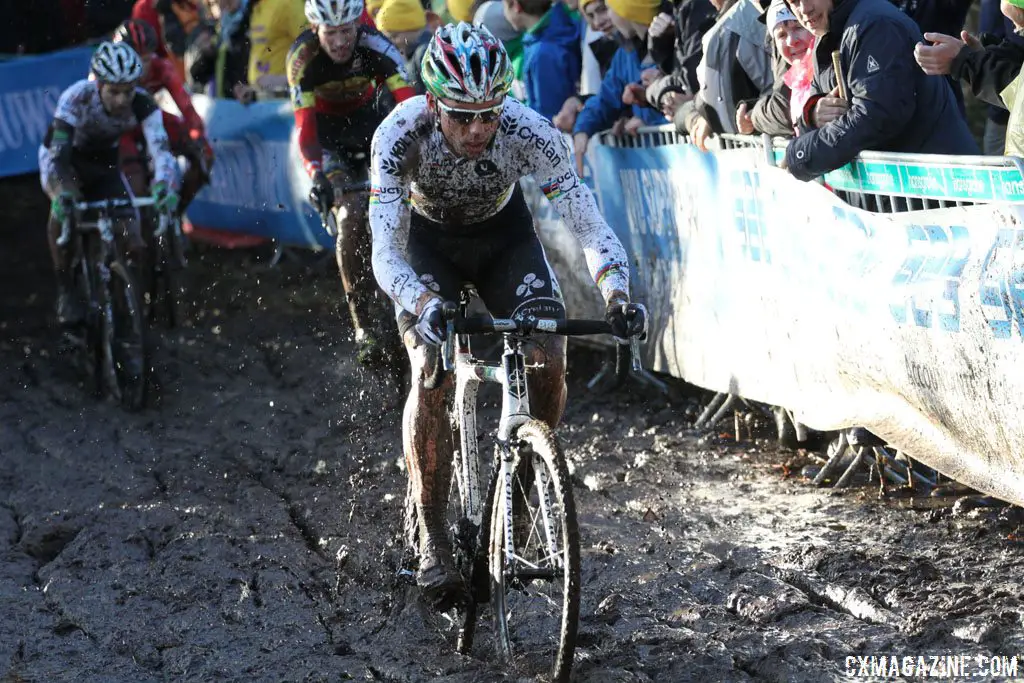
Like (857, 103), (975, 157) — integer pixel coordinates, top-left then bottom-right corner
(436, 100), (504, 125)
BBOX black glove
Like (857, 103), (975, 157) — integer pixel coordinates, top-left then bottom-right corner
(309, 171), (335, 215)
(605, 299), (648, 344)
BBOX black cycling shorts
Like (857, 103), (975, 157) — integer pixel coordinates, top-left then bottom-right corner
(397, 184), (566, 335)
(318, 102), (387, 180)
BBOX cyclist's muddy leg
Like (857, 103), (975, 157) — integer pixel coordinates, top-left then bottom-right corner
(526, 336), (567, 430)
(331, 172), (375, 338)
(403, 332), (461, 593)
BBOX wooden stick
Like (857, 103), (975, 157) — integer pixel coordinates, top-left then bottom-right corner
(831, 50), (848, 100)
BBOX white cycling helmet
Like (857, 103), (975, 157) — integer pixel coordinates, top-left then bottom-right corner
(90, 41), (144, 84)
(305, 0), (364, 26)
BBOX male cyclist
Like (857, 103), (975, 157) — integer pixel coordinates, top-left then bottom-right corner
(369, 23), (647, 602)
(288, 0), (416, 364)
(113, 19), (213, 215)
(39, 42), (179, 327)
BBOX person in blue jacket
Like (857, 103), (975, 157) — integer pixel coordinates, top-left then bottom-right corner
(571, 0), (668, 172)
(505, 0), (583, 119)
(785, 0), (978, 182)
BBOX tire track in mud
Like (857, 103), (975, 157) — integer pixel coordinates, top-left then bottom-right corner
(4, 176), (1024, 681)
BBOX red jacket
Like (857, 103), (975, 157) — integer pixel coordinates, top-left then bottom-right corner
(143, 55), (206, 137)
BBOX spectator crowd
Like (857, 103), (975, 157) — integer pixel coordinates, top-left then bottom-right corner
(6, 0), (1024, 180)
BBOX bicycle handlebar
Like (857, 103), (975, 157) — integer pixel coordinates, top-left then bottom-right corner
(56, 196), (159, 247)
(423, 309), (642, 390)
(74, 196), (157, 211)
(452, 316), (614, 336)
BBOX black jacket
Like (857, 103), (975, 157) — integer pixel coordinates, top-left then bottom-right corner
(785, 0), (978, 181)
(950, 34), (1024, 110)
(645, 0), (717, 106)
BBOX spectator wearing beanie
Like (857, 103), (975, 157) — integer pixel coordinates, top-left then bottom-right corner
(376, 0), (433, 93)
(735, 0), (813, 136)
(446, 0), (477, 22)
(505, 0), (583, 120)
(572, 0), (668, 170)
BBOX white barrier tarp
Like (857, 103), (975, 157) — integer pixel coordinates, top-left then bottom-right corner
(530, 144), (1024, 506)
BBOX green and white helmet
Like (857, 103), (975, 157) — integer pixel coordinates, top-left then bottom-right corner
(420, 23), (513, 103)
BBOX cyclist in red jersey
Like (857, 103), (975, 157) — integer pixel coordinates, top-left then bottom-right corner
(113, 19), (213, 214)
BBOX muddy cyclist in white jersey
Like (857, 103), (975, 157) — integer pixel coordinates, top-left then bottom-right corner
(368, 22), (648, 602)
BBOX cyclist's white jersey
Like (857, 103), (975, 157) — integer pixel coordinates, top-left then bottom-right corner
(368, 95), (631, 316)
(38, 79), (178, 194)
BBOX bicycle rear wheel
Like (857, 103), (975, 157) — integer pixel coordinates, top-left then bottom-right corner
(107, 257), (148, 411)
(489, 419), (580, 683)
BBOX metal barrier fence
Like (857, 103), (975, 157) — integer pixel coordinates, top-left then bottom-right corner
(595, 125), (1024, 211)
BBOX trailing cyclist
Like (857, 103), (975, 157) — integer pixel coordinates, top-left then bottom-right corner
(112, 19), (213, 215)
(288, 0), (416, 365)
(39, 41), (180, 327)
(368, 23), (647, 603)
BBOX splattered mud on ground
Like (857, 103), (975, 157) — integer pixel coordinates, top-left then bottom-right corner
(3, 175), (1024, 682)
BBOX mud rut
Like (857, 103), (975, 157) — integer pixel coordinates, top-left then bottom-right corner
(4, 175), (1024, 682)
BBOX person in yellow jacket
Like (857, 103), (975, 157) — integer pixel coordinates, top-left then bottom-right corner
(248, 0), (310, 95)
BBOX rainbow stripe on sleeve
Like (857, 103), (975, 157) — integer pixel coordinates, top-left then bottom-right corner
(540, 179), (563, 201)
(595, 261), (627, 287)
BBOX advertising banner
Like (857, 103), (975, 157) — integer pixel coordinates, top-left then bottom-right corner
(0, 47), (93, 177)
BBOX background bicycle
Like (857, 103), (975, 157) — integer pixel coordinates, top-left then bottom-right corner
(58, 196), (154, 410)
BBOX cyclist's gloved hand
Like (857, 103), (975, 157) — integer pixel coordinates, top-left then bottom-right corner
(605, 298), (648, 344)
(153, 182), (180, 214)
(51, 191), (77, 222)
(416, 298), (448, 346)
(309, 171), (335, 215)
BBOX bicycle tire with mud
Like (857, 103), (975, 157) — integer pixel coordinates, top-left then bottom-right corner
(489, 419), (580, 683)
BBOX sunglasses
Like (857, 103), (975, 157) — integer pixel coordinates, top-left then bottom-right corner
(436, 100), (504, 125)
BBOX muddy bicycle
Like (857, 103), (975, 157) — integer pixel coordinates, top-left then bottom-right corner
(404, 291), (642, 682)
(57, 196), (154, 410)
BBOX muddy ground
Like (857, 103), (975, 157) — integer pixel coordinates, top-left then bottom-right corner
(4, 174), (1024, 682)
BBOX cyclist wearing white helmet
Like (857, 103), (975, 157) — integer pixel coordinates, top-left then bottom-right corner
(369, 22), (648, 604)
(287, 0), (415, 365)
(39, 41), (178, 328)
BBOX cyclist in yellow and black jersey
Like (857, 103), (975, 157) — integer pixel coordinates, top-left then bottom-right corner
(287, 0), (414, 363)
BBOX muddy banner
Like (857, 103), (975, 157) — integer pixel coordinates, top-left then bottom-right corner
(185, 96), (331, 249)
(0, 47), (92, 177)
(531, 142), (1024, 506)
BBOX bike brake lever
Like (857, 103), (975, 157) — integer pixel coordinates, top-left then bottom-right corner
(629, 336), (642, 373)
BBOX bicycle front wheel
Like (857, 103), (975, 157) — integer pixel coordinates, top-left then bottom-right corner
(489, 419), (580, 682)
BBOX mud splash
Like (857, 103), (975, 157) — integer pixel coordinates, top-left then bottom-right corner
(3, 175), (1024, 681)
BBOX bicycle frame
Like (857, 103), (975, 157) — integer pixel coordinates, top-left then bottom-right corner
(443, 324), (534, 531)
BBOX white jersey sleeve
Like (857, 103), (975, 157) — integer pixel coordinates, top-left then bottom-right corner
(519, 109), (631, 300)
(368, 99), (428, 315)
(139, 108), (178, 190)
